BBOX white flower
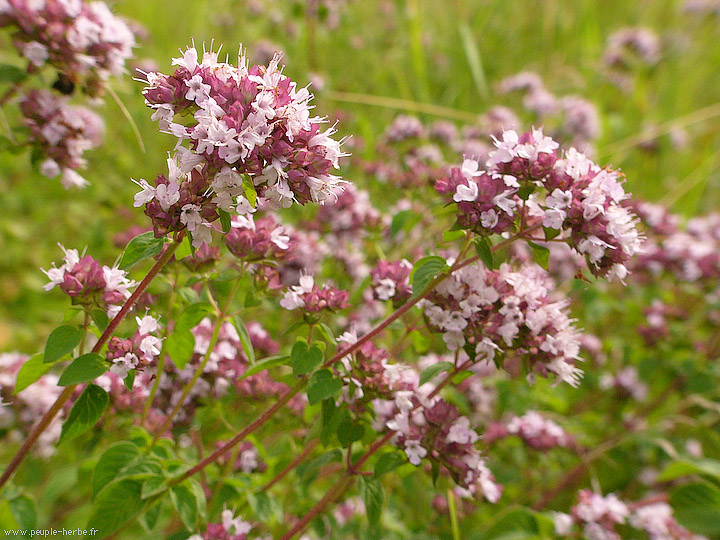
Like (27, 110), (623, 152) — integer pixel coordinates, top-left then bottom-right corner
(454, 181), (478, 202)
(23, 41), (49, 66)
(404, 440), (427, 465)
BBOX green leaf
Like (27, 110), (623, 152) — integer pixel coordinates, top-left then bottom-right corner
(410, 256), (448, 296)
(484, 507), (541, 538)
(242, 175), (257, 208)
(14, 354), (51, 394)
(670, 481), (720, 534)
(139, 499), (163, 532)
(59, 384), (109, 443)
(44, 325), (83, 364)
(174, 235), (193, 260)
(320, 399), (341, 445)
(240, 354), (290, 379)
(233, 315), (256, 364)
(141, 476), (167, 499)
(0, 64), (27, 84)
(170, 482), (200, 531)
(58, 353), (107, 386)
(374, 451), (407, 478)
(316, 323), (337, 345)
(307, 369), (342, 405)
(543, 227), (560, 241)
(390, 210), (419, 236)
(442, 229), (466, 243)
(124, 370), (136, 390)
(247, 491), (273, 521)
(474, 237), (495, 269)
(517, 185), (535, 200)
(8, 495), (36, 531)
(86, 479), (145, 538)
(93, 442), (141, 498)
(218, 209), (232, 233)
(410, 330), (430, 353)
(90, 309), (110, 331)
(166, 302), (214, 369)
(337, 410), (364, 447)
(527, 241), (550, 270)
(292, 340), (324, 376)
(119, 231), (165, 269)
(358, 476), (384, 528)
(660, 459), (720, 482)
(419, 361), (454, 386)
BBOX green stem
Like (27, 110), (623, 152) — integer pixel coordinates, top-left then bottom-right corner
(151, 277), (242, 446)
(448, 489), (461, 540)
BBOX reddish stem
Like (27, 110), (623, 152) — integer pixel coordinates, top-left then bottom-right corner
(262, 439), (319, 492)
(278, 473), (354, 540)
(0, 240), (180, 489)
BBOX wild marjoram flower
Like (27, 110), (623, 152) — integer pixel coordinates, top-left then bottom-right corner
(42, 244), (136, 317)
(0, 0), (136, 94)
(20, 89), (104, 188)
(436, 128), (643, 281)
(135, 44), (349, 248)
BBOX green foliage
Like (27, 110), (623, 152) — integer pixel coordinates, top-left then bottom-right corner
(307, 369), (343, 405)
(44, 325), (83, 364)
(165, 302), (214, 368)
(59, 384), (109, 443)
(57, 353), (108, 386)
(13, 354), (51, 394)
(119, 231), (165, 269)
(291, 339), (324, 376)
(233, 315), (256, 364)
(410, 256), (448, 296)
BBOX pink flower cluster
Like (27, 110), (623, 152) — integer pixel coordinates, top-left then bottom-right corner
(20, 89), (104, 188)
(420, 260), (583, 387)
(632, 204), (720, 283)
(137, 45), (348, 247)
(42, 244), (136, 317)
(554, 491), (707, 540)
(0, 352), (64, 457)
(279, 275), (349, 313)
(599, 366), (649, 401)
(484, 410), (576, 451)
(0, 0), (135, 92)
(604, 27), (661, 69)
(188, 509), (252, 540)
(311, 184), (384, 242)
(225, 213), (292, 262)
(370, 259), (412, 306)
(380, 392), (502, 502)
(105, 315), (162, 378)
(498, 72), (600, 146)
(437, 129), (642, 280)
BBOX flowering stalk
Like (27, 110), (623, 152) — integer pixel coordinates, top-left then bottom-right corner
(0, 238), (181, 489)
